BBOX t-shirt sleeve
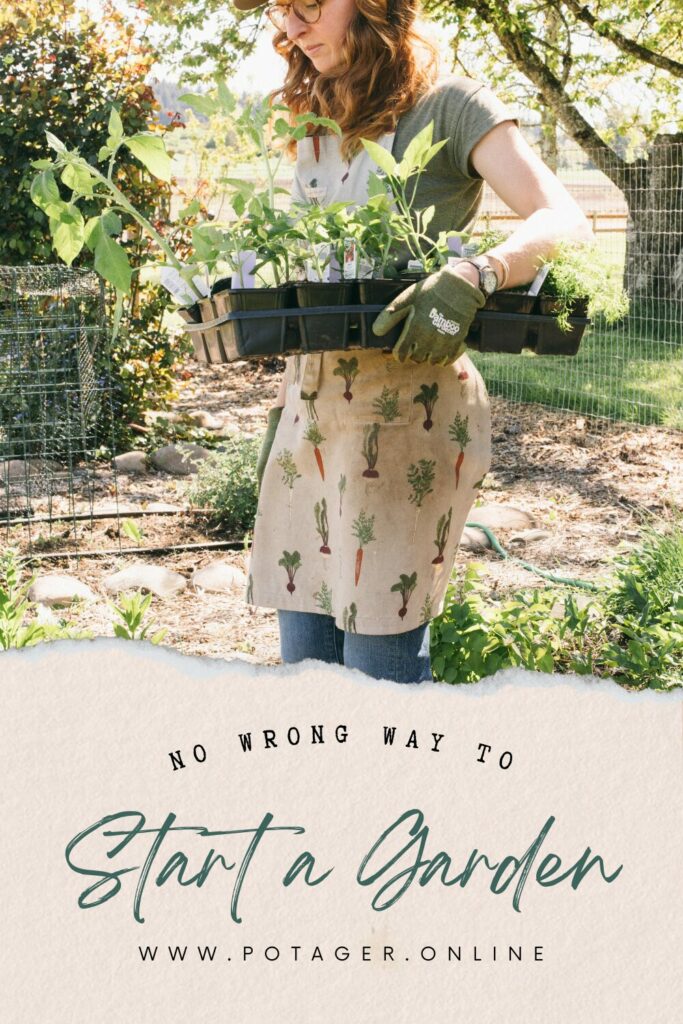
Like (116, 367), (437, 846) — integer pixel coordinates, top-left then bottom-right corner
(449, 82), (518, 179)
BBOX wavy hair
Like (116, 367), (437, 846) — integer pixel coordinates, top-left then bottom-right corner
(270, 0), (439, 161)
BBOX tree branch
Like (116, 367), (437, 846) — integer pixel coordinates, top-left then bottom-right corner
(563, 0), (683, 77)
(460, 0), (635, 189)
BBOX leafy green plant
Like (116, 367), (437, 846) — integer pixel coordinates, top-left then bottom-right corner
(597, 515), (683, 689)
(0, 0), (168, 265)
(120, 519), (144, 546)
(0, 549), (91, 649)
(360, 122), (464, 273)
(431, 516), (683, 691)
(540, 239), (630, 330)
(110, 591), (166, 643)
(430, 563), (600, 683)
(187, 434), (260, 537)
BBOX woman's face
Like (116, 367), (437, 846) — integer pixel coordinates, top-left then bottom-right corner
(282, 0), (358, 75)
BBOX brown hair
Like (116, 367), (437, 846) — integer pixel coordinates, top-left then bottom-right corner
(270, 0), (439, 161)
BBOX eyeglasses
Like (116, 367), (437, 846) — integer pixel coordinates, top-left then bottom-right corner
(265, 1), (323, 32)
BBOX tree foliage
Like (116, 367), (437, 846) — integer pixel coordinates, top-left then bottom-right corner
(143, 0), (259, 80)
(425, 2), (682, 163)
(0, 0), (168, 262)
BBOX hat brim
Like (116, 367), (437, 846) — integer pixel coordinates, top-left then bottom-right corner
(233, 0), (268, 10)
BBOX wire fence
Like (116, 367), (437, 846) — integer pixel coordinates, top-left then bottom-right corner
(0, 266), (119, 551)
(470, 134), (683, 431)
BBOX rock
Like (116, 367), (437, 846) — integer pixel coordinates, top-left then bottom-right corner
(149, 443), (212, 476)
(112, 451), (149, 475)
(103, 563), (186, 598)
(143, 410), (184, 425)
(508, 529), (553, 546)
(459, 526), (491, 551)
(187, 410), (224, 431)
(28, 575), (97, 607)
(192, 563), (248, 594)
(467, 505), (536, 530)
(0, 459), (62, 483)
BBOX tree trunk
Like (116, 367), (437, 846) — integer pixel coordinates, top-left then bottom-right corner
(621, 134), (683, 303)
(539, 103), (558, 173)
(538, 7), (561, 173)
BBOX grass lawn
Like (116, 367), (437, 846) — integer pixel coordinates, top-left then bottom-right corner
(472, 316), (683, 429)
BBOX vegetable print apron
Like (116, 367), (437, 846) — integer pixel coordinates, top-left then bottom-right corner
(246, 132), (492, 636)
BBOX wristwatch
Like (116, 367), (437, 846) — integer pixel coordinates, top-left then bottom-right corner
(458, 256), (499, 297)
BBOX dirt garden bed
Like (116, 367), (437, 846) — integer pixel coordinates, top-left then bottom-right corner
(4, 358), (681, 665)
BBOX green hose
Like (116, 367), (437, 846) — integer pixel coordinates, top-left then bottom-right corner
(465, 521), (601, 593)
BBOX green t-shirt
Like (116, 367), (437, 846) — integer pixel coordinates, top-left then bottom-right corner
(392, 76), (517, 255)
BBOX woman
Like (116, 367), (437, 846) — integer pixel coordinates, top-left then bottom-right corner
(236, 0), (591, 682)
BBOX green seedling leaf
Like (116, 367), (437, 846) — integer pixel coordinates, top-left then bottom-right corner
(85, 210), (122, 252)
(102, 209), (123, 235)
(30, 169), (61, 211)
(424, 139), (448, 165)
(108, 107), (124, 144)
(49, 204), (85, 266)
(31, 159), (54, 170)
(223, 177), (255, 193)
(366, 171), (387, 198)
(179, 199), (201, 220)
(216, 79), (236, 112)
(422, 205), (435, 231)
(61, 161), (95, 196)
(361, 138), (398, 176)
(179, 92), (219, 118)
(125, 134), (172, 182)
(98, 145), (112, 163)
(45, 131), (66, 153)
(94, 232), (132, 294)
(399, 127), (431, 174)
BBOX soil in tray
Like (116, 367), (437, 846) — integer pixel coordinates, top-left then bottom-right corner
(295, 281), (359, 350)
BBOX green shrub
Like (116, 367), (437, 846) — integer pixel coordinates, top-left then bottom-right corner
(100, 282), (193, 453)
(598, 516), (683, 689)
(187, 434), (260, 537)
(431, 517), (683, 691)
(430, 563), (603, 684)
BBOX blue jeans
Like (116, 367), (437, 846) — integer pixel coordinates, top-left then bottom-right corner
(278, 610), (433, 684)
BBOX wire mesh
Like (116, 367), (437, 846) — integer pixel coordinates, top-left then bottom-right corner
(470, 133), (683, 431)
(0, 265), (119, 551)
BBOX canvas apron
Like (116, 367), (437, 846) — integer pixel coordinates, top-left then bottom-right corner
(246, 132), (492, 636)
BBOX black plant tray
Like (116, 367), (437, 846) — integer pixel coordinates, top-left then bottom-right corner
(181, 300), (590, 361)
(467, 311), (590, 356)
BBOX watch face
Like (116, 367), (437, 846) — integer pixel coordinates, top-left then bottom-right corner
(481, 268), (498, 295)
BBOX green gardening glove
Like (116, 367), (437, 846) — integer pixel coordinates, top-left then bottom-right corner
(256, 406), (283, 489)
(373, 265), (486, 365)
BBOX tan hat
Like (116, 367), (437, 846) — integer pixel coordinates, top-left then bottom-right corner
(233, 0), (269, 10)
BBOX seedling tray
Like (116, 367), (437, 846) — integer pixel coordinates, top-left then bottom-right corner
(181, 299), (589, 362)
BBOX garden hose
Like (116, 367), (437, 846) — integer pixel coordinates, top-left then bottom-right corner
(465, 521), (601, 593)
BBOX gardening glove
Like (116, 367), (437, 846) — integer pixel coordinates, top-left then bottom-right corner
(256, 406), (283, 490)
(373, 265), (486, 365)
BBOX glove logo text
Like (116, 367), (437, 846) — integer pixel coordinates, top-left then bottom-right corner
(429, 308), (460, 336)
